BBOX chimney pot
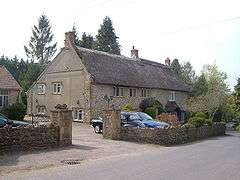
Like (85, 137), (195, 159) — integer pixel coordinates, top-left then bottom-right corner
(131, 46), (139, 59)
(165, 57), (171, 66)
(64, 31), (76, 49)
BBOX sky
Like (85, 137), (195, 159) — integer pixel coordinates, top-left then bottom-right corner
(0, 0), (240, 90)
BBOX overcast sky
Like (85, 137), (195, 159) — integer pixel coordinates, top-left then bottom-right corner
(0, 0), (240, 90)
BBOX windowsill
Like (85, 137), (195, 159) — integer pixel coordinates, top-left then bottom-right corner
(113, 96), (124, 98)
(52, 93), (62, 95)
(169, 100), (176, 102)
(37, 93), (45, 95)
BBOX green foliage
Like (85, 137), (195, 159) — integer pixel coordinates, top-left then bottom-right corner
(192, 74), (208, 96)
(80, 32), (94, 49)
(180, 61), (196, 86)
(72, 24), (81, 46)
(122, 103), (133, 111)
(1, 102), (26, 120)
(145, 107), (157, 118)
(195, 112), (207, 119)
(205, 119), (213, 126)
(95, 16), (121, 55)
(188, 117), (205, 127)
(24, 14), (57, 65)
(170, 59), (181, 76)
(236, 124), (240, 132)
(139, 98), (164, 113)
(234, 78), (240, 119)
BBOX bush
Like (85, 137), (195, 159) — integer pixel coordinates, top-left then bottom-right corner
(188, 117), (205, 128)
(139, 98), (164, 113)
(122, 103), (134, 111)
(145, 107), (157, 118)
(236, 125), (240, 132)
(205, 119), (213, 126)
(195, 112), (207, 119)
(1, 102), (26, 120)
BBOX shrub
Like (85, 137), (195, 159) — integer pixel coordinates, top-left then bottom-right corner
(236, 125), (240, 133)
(205, 119), (213, 126)
(1, 102), (26, 120)
(139, 98), (164, 112)
(145, 107), (157, 118)
(195, 112), (207, 119)
(122, 103), (134, 111)
(188, 117), (205, 128)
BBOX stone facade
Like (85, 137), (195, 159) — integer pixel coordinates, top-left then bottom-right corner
(91, 84), (188, 119)
(0, 89), (20, 111)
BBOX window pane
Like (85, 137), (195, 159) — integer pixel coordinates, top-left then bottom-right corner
(129, 89), (132, 97)
(116, 87), (119, 96)
(0, 96), (2, 106)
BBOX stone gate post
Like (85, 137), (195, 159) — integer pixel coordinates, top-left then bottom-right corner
(102, 109), (121, 140)
(50, 110), (72, 146)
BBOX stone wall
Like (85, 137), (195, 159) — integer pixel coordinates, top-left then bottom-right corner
(0, 124), (59, 153)
(119, 124), (226, 145)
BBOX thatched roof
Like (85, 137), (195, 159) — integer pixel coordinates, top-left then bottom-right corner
(0, 65), (21, 90)
(76, 48), (190, 92)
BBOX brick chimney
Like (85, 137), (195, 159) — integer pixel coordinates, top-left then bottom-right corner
(131, 46), (139, 59)
(165, 57), (171, 66)
(64, 31), (76, 49)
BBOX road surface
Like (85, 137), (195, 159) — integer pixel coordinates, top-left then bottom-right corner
(2, 132), (240, 180)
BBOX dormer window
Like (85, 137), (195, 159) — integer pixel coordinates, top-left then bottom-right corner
(169, 91), (176, 101)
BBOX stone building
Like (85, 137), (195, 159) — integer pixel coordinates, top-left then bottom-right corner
(0, 65), (21, 110)
(27, 32), (190, 122)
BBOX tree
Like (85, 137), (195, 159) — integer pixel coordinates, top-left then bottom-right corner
(95, 16), (121, 55)
(234, 78), (240, 119)
(192, 74), (208, 96)
(180, 61), (196, 86)
(24, 14), (57, 65)
(170, 59), (181, 76)
(80, 32), (94, 49)
(72, 25), (81, 46)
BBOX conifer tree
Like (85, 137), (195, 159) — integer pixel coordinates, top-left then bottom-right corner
(170, 59), (181, 76)
(24, 14), (57, 65)
(95, 16), (121, 55)
(80, 32), (94, 49)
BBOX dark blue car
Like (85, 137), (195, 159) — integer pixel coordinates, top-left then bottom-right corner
(0, 113), (29, 128)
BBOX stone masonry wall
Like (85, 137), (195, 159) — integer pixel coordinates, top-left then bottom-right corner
(119, 123), (226, 145)
(0, 124), (60, 153)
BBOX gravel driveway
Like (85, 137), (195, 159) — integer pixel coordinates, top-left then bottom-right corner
(0, 122), (160, 175)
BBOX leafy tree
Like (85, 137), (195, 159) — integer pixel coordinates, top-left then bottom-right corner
(180, 61), (196, 86)
(95, 16), (121, 55)
(72, 25), (81, 46)
(170, 59), (181, 76)
(192, 74), (208, 96)
(80, 32), (94, 49)
(24, 14), (57, 65)
(234, 78), (240, 119)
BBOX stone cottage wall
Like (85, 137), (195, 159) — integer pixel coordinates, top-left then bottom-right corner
(0, 124), (60, 153)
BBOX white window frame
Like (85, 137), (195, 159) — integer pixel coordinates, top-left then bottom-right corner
(37, 84), (46, 95)
(146, 89), (151, 97)
(141, 89), (147, 97)
(169, 91), (176, 101)
(53, 82), (62, 94)
(113, 86), (124, 97)
(129, 88), (137, 97)
(0, 90), (9, 107)
(72, 108), (83, 122)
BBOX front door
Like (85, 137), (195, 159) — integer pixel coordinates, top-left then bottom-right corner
(72, 108), (83, 122)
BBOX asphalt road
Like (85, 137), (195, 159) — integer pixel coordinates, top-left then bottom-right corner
(2, 132), (240, 180)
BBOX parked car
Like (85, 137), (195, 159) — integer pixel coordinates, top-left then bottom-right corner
(90, 111), (169, 133)
(91, 112), (145, 133)
(0, 113), (29, 128)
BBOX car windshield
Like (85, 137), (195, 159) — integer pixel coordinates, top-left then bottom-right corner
(0, 114), (8, 124)
(137, 112), (153, 121)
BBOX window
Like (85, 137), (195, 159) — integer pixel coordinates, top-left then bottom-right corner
(146, 89), (151, 97)
(169, 91), (176, 101)
(53, 82), (62, 94)
(72, 108), (83, 121)
(129, 88), (137, 97)
(0, 90), (9, 107)
(37, 84), (46, 94)
(113, 86), (124, 97)
(141, 89), (147, 97)
(37, 106), (46, 114)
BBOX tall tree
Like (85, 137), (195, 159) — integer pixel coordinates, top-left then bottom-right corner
(234, 78), (240, 119)
(80, 32), (94, 49)
(24, 14), (57, 65)
(170, 59), (181, 76)
(192, 74), (208, 96)
(72, 25), (81, 46)
(95, 16), (121, 55)
(180, 61), (196, 86)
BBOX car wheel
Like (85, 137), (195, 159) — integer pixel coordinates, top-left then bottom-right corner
(94, 125), (101, 133)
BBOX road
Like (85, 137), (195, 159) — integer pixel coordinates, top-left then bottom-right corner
(2, 132), (240, 180)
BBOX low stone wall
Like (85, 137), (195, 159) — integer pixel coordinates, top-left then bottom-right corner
(0, 124), (60, 153)
(119, 123), (226, 145)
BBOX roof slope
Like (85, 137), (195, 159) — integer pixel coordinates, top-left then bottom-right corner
(0, 65), (21, 90)
(76, 47), (190, 92)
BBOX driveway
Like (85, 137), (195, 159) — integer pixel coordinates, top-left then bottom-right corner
(0, 122), (159, 175)
(2, 132), (240, 180)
